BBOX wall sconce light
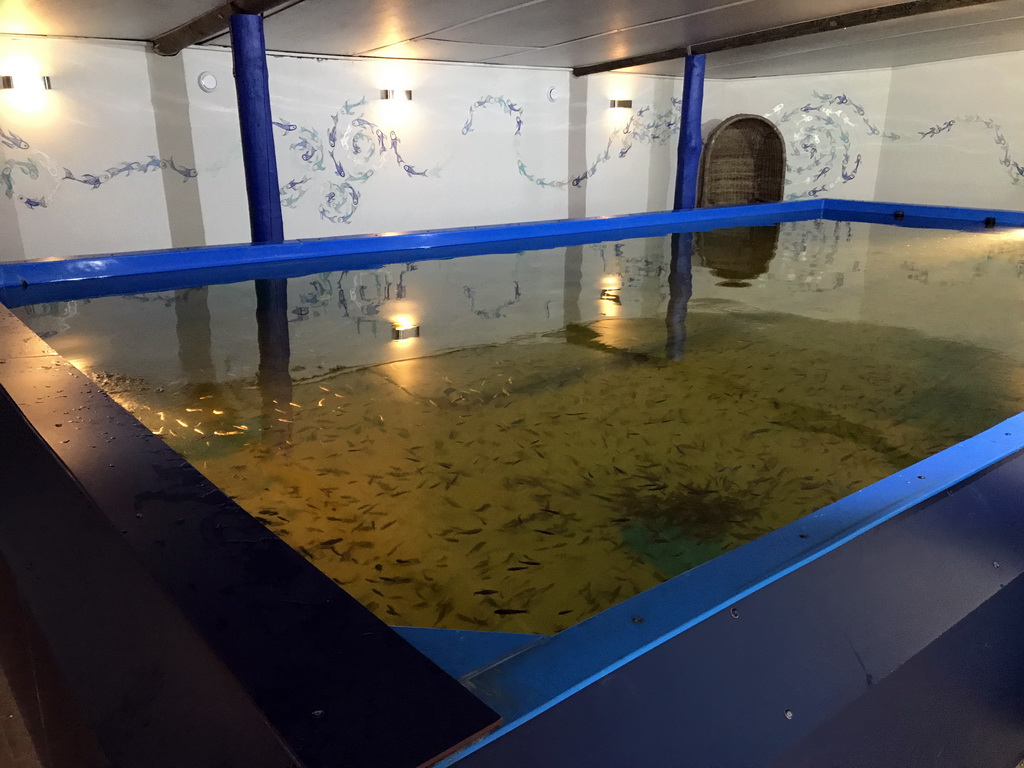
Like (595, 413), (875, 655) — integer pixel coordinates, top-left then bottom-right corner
(1, 75), (51, 90)
(391, 321), (420, 340)
(380, 89), (413, 101)
(609, 99), (632, 109)
(599, 288), (622, 304)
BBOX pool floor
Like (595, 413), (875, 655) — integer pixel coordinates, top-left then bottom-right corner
(91, 308), (1021, 633)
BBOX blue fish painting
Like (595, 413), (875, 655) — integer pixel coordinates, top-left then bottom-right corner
(0, 123), (198, 210)
(0, 126), (29, 150)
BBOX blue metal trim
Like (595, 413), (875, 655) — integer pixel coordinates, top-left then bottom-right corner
(438, 413), (1024, 765)
(674, 54), (706, 211)
(7, 199), (1024, 301)
(821, 198), (1024, 229)
(393, 628), (544, 681)
(0, 201), (822, 296)
(230, 14), (284, 245)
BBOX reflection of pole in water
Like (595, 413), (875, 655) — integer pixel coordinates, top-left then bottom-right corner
(256, 279), (293, 445)
(175, 288), (216, 393)
(665, 233), (693, 361)
(563, 245), (583, 327)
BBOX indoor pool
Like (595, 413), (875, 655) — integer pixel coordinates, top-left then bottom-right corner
(14, 218), (1024, 634)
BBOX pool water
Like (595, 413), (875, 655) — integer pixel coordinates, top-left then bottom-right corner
(14, 220), (1024, 634)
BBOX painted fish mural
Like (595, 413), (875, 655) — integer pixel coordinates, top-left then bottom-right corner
(3, 87), (1024, 221)
(0, 126), (197, 209)
(273, 100), (432, 224)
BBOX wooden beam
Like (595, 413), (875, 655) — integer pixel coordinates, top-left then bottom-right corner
(572, 0), (1007, 76)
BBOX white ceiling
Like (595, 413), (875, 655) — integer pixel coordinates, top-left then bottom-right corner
(635, 0), (1024, 77)
(2, 0), (1024, 77)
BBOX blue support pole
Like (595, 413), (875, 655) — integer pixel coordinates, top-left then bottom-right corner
(229, 13), (284, 245)
(673, 54), (706, 211)
(230, 14), (291, 446)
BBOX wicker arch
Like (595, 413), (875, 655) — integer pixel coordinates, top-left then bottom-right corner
(697, 115), (786, 207)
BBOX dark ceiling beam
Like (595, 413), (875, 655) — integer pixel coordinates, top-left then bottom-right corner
(571, 0), (1008, 76)
(151, 0), (304, 56)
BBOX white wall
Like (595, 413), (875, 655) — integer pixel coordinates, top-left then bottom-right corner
(874, 49), (1024, 210)
(702, 68), (894, 202)
(6, 33), (1024, 266)
(181, 49), (573, 244)
(0, 36), (580, 261)
(582, 73), (682, 218)
(1, 37), (175, 260)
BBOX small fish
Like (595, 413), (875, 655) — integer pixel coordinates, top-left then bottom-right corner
(331, 151), (346, 178)
(328, 113), (339, 147)
(0, 127), (29, 149)
(166, 157), (198, 180)
(494, 609), (528, 615)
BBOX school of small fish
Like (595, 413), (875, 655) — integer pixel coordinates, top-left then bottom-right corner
(116, 306), (1023, 634)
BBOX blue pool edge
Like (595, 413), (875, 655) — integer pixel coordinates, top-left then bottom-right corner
(3, 199), (1024, 301)
(433, 413), (1024, 764)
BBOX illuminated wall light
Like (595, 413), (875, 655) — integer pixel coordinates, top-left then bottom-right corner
(391, 323), (420, 341)
(599, 288), (622, 305)
(608, 99), (632, 109)
(391, 315), (420, 340)
(1, 74), (51, 90)
(380, 89), (413, 101)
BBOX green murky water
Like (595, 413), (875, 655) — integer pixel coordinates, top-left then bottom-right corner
(15, 221), (1024, 633)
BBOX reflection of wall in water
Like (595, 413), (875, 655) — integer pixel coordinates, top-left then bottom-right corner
(693, 220), (868, 324)
(859, 225), (1024, 359)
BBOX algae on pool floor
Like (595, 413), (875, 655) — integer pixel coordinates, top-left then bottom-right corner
(113, 308), (1022, 635)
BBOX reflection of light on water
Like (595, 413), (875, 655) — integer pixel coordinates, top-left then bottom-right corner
(599, 280), (622, 317)
(601, 275), (622, 290)
(385, 358), (424, 391)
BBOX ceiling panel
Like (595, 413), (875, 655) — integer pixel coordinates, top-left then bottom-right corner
(430, 0), (757, 49)
(362, 39), (540, 63)
(618, 9), (1024, 81)
(3, 0), (1024, 77)
(483, 0), (910, 68)
(0, 0), (218, 39)
(698, 0), (1024, 77)
(706, 0), (1024, 63)
(207, 0), (531, 54)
